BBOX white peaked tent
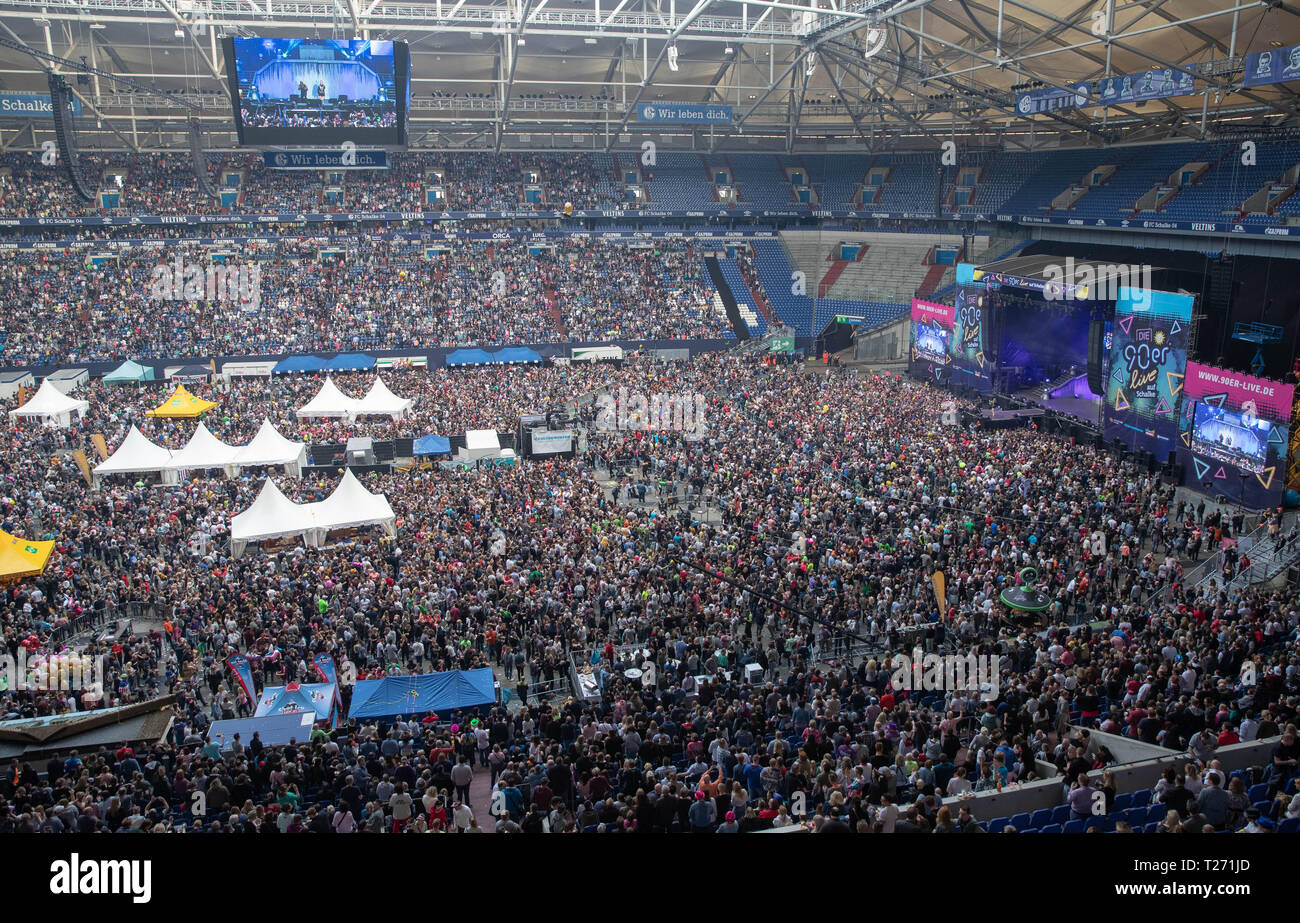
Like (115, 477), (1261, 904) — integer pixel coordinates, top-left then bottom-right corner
(306, 469), (397, 535)
(233, 419), (307, 476)
(353, 377), (414, 420)
(295, 377), (361, 421)
(8, 379), (90, 428)
(229, 471), (396, 557)
(92, 425), (177, 486)
(230, 478), (314, 558)
(166, 422), (240, 477)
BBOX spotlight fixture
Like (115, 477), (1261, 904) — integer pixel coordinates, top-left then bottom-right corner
(723, 44), (734, 56)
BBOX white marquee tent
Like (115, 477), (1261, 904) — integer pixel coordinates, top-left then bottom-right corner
(229, 470), (396, 557)
(8, 380), (90, 428)
(230, 478), (312, 558)
(92, 425), (177, 486)
(295, 377), (361, 421)
(307, 469), (397, 535)
(354, 377), (415, 420)
(232, 419), (307, 476)
(166, 422), (241, 477)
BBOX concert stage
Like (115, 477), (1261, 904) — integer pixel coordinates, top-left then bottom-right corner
(1014, 373), (1103, 425)
(978, 406), (1044, 428)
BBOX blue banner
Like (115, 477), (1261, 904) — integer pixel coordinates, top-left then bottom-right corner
(226, 654), (257, 702)
(263, 149), (388, 169)
(1016, 83), (1089, 116)
(0, 92), (82, 117)
(635, 102), (732, 124)
(1244, 44), (1300, 87)
(1098, 68), (1194, 105)
(312, 652), (338, 686)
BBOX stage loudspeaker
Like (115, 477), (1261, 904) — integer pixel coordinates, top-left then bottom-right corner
(1087, 318), (1105, 397)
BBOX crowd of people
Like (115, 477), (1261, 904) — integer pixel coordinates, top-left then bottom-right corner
(1, 354), (1297, 834)
(0, 151), (626, 218)
(0, 238), (727, 365)
(241, 108), (399, 130)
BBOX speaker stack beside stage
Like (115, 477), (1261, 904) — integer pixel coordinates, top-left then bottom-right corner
(1087, 318), (1105, 398)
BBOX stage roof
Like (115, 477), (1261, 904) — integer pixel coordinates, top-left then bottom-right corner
(975, 255), (1172, 283)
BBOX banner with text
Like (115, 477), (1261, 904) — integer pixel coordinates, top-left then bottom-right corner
(1016, 82), (1090, 116)
(1097, 68), (1196, 105)
(1244, 44), (1300, 88)
(635, 102), (733, 124)
(951, 278), (992, 393)
(909, 298), (955, 381)
(1104, 287), (1194, 457)
(263, 150), (389, 170)
(1175, 362), (1293, 508)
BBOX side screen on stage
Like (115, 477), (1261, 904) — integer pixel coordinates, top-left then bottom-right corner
(1190, 404), (1270, 473)
(223, 37), (410, 145)
(909, 298), (954, 380)
(1103, 286), (1193, 454)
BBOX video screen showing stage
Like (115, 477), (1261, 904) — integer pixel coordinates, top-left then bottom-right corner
(916, 322), (949, 362)
(1190, 403), (1271, 473)
(223, 38), (410, 145)
(908, 299), (955, 379)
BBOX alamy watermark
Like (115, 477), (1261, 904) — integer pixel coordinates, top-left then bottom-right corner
(889, 647), (1000, 702)
(594, 386), (707, 437)
(149, 254), (261, 309)
(0, 648), (106, 695)
(1042, 256), (1151, 307)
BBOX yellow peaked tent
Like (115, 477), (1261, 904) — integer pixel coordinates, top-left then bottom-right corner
(146, 384), (218, 418)
(0, 530), (55, 583)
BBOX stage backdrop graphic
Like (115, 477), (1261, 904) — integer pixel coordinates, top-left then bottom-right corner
(1103, 286), (1193, 456)
(951, 264), (992, 393)
(1177, 362), (1294, 508)
(909, 298), (955, 381)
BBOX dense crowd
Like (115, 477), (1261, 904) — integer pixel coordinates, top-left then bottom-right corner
(241, 108), (399, 130)
(0, 238), (726, 365)
(1, 355), (1297, 833)
(0, 151), (624, 218)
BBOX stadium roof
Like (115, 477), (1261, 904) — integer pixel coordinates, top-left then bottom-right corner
(0, 1), (1295, 153)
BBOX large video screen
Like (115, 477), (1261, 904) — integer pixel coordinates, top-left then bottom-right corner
(1190, 403), (1271, 474)
(223, 38), (410, 146)
(915, 322), (950, 362)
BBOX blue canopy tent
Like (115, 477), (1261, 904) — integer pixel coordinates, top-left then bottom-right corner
(208, 712), (319, 750)
(495, 347), (543, 364)
(273, 355), (329, 374)
(347, 668), (497, 721)
(445, 348), (494, 367)
(102, 359), (156, 383)
(325, 353), (376, 371)
(254, 681), (339, 727)
(412, 434), (451, 455)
